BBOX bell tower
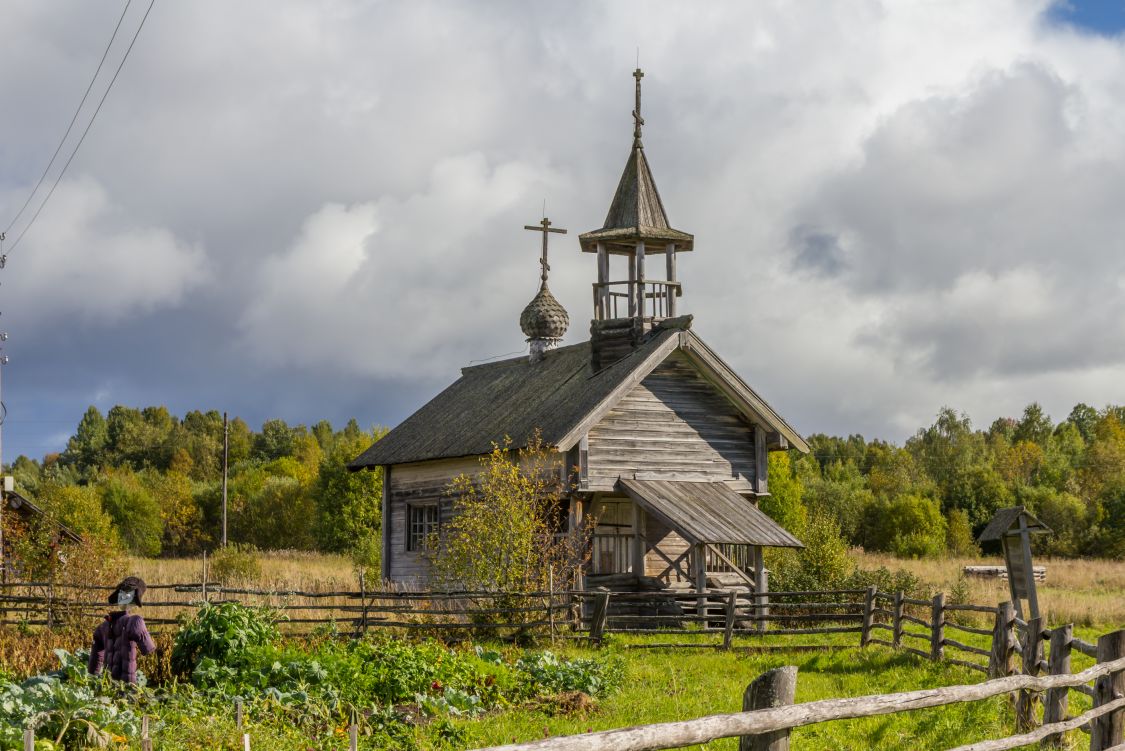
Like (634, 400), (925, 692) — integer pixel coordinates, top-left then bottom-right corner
(579, 69), (694, 370)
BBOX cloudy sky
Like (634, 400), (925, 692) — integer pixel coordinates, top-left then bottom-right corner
(2, 0), (1125, 460)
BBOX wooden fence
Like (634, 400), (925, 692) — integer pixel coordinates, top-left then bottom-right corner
(475, 611), (1125, 750)
(3, 579), (1124, 749)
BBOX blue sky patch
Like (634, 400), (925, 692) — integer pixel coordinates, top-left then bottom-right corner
(1047, 0), (1125, 35)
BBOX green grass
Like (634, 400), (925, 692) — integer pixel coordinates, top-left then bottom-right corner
(434, 629), (1102, 751)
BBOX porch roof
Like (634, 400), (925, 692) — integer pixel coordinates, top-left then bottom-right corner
(618, 478), (803, 548)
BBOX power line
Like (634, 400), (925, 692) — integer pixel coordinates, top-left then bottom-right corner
(4, 0), (156, 257)
(2, 0), (134, 237)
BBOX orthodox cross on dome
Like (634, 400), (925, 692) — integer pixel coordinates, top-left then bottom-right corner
(632, 68), (645, 146)
(523, 216), (567, 285)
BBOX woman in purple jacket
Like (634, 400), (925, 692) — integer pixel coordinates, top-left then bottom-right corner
(88, 576), (157, 684)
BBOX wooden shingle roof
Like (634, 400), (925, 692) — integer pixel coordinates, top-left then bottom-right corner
(350, 324), (809, 469)
(578, 144), (694, 252)
(620, 478), (803, 547)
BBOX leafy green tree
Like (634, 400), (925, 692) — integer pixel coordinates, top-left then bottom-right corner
(760, 452), (807, 537)
(35, 479), (119, 543)
(97, 471), (164, 556)
(1066, 403), (1099, 443)
(61, 406), (109, 473)
(862, 494), (946, 557)
(315, 428), (386, 553)
(1013, 402), (1054, 446)
(945, 509), (978, 557)
(254, 419), (295, 461)
(800, 458), (872, 545)
(142, 469), (207, 555)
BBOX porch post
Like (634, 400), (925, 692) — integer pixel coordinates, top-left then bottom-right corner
(631, 503), (645, 581)
(752, 545), (768, 633)
(694, 542), (707, 619)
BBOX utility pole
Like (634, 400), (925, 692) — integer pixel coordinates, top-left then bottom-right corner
(0, 322), (9, 582)
(221, 411), (229, 547)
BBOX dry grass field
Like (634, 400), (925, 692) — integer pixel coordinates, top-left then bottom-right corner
(855, 550), (1125, 627)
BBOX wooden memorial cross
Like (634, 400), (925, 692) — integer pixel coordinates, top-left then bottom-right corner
(524, 217), (567, 284)
(978, 506), (1051, 621)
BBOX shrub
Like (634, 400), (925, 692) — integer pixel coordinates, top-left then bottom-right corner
(768, 511), (854, 593)
(431, 433), (591, 596)
(862, 494), (946, 558)
(208, 543), (262, 585)
(171, 601), (281, 676)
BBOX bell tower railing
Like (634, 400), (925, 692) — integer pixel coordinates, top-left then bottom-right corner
(592, 279), (682, 321)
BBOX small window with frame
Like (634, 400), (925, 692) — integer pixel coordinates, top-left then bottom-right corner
(406, 503), (440, 552)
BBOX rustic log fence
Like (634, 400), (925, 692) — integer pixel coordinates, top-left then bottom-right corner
(3, 578), (1123, 749)
(474, 629), (1125, 751)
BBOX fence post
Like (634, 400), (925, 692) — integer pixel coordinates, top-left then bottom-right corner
(930, 592), (945, 662)
(892, 590), (904, 649)
(235, 697), (243, 730)
(860, 586), (876, 647)
(588, 589), (610, 646)
(548, 565), (556, 646)
(141, 716), (152, 751)
(739, 665), (798, 751)
(1042, 623), (1072, 749)
(1091, 628), (1125, 751)
(989, 602), (1017, 678)
(349, 721), (358, 751)
(202, 551), (208, 603)
(1016, 616), (1043, 732)
(22, 727), (32, 751)
(358, 572), (368, 637)
(723, 590), (737, 650)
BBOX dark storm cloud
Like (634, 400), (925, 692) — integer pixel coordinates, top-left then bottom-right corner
(3, 0), (1125, 457)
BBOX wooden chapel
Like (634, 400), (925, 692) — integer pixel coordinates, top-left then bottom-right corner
(350, 69), (809, 599)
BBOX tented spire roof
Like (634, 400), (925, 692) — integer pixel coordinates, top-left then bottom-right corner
(579, 69), (694, 252)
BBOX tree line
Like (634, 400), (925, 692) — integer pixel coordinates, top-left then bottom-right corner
(7, 406), (385, 558)
(762, 402), (1125, 559)
(7, 400), (1125, 563)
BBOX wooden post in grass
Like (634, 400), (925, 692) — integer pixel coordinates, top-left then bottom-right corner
(1042, 623), (1072, 749)
(860, 586), (876, 647)
(549, 565), (556, 646)
(235, 697), (243, 729)
(739, 666), (798, 751)
(141, 716), (152, 751)
(22, 727), (32, 751)
(723, 590), (738, 650)
(349, 722), (358, 751)
(892, 590), (905, 649)
(202, 550), (208, 603)
(589, 589), (610, 646)
(989, 601), (1017, 678)
(930, 592), (945, 662)
(1091, 628), (1125, 750)
(359, 572), (368, 636)
(1016, 616), (1043, 732)
(242, 733), (250, 751)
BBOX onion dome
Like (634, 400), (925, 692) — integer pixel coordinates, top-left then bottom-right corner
(520, 283), (570, 341)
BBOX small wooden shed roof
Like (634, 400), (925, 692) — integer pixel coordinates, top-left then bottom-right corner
(3, 491), (83, 543)
(977, 506), (1051, 542)
(619, 478), (803, 547)
(350, 321), (809, 469)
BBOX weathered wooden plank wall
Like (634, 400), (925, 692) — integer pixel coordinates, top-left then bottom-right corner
(586, 353), (759, 493)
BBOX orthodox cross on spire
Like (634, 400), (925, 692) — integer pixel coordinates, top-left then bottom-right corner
(523, 216), (567, 286)
(632, 68), (645, 146)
